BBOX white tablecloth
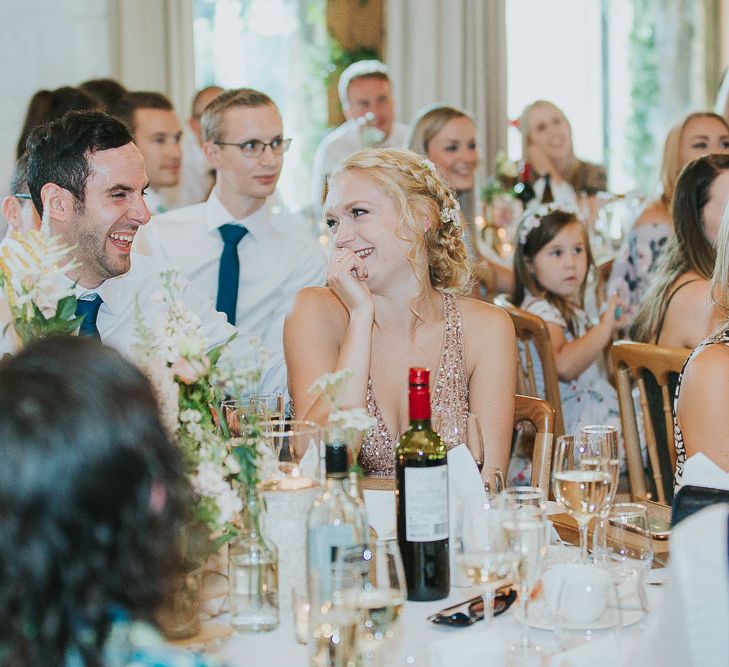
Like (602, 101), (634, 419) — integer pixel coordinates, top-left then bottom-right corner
(213, 581), (662, 666)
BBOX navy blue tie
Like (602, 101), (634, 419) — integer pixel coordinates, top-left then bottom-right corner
(216, 224), (249, 325)
(75, 294), (103, 340)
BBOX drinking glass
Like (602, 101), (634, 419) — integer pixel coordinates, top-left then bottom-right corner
(465, 412), (485, 471)
(503, 512), (550, 660)
(552, 435), (611, 563)
(481, 466), (506, 502)
(582, 425), (620, 560)
(335, 541), (407, 666)
(222, 392), (285, 436)
(603, 503), (653, 612)
(248, 420), (321, 490)
(455, 497), (512, 627)
(500, 486), (546, 519)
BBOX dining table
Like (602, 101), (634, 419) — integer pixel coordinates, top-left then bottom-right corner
(178, 487), (669, 666)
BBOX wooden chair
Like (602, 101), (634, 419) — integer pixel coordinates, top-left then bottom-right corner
(514, 394), (555, 492)
(494, 295), (565, 436)
(610, 340), (690, 504)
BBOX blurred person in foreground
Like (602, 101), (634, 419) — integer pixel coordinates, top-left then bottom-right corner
(0, 335), (223, 666)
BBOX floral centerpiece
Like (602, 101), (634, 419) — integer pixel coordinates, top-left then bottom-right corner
(0, 230), (82, 345)
(133, 270), (272, 547)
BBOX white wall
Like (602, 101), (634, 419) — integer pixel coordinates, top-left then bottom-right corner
(0, 0), (114, 191)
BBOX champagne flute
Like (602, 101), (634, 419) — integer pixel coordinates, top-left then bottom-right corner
(338, 541), (406, 666)
(455, 497), (512, 627)
(582, 425), (620, 560)
(552, 435), (612, 563)
(503, 511), (550, 659)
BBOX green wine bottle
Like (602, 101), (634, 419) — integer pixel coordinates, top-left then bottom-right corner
(396, 367), (450, 601)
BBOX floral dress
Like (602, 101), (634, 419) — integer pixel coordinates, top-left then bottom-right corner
(607, 222), (671, 328)
(521, 296), (624, 461)
(65, 609), (223, 667)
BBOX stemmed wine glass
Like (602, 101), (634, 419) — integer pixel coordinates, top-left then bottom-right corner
(552, 434), (612, 563)
(581, 425), (620, 560)
(500, 494), (550, 661)
(455, 496), (512, 627)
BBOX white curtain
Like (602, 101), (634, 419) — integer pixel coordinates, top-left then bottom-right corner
(109, 0), (195, 117)
(386, 0), (507, 178)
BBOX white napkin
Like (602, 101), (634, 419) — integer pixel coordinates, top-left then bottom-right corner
(447, 444), (488, 586)
(681, 453), (729, 491)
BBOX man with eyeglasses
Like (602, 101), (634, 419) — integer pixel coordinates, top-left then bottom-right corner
(137, 88), (325, 361)
(1, 154), (41, 237)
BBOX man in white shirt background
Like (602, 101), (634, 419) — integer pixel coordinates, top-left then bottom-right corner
(310, 59), (410, 209)
(170, 85), (224, 208)
(16, 110), (284, 392)
(1, 153), (40, 237)
(137, 88), (326, 362)
(110, 92), (183, 215)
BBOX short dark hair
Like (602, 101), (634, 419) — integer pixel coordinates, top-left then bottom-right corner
(8, 153), (30, 196)
(201, 88), (277, 142)
(79, 77), (128, 111)
(0, 335), (192, 665)
(110, 91), (174, 134)
(15, 86), (99, 159)
(26, 110), (133, 216)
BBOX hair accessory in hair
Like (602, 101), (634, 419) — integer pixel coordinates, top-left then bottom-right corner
(421, 158), (436, 173)
(518, 203), (578, 246)
(440, 200), (461, 228)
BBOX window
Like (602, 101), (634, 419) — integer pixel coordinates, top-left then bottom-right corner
(193, 0), (328, 211)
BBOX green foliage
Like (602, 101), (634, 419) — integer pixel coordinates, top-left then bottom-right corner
(626, 0), (660, 193)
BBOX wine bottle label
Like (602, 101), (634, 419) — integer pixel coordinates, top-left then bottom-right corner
(404, 466), (448, 542)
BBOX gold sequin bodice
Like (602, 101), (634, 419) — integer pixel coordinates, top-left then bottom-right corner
(359, 293), (468, 478)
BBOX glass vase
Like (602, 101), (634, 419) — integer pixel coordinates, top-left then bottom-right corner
(228, 488), (279, 632)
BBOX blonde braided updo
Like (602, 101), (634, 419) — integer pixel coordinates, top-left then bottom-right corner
(329, 147), (472, 300)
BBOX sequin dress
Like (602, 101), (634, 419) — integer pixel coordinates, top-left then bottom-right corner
(359, 293), (468, 478)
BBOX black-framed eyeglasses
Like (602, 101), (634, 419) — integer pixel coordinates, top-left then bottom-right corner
(214, 137), (292, 158)
(13, 193), (32, 200)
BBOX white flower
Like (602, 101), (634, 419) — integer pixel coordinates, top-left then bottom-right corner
(518, 203), (580, 246)
(0, 230), (78, 319)
(495, 151), (518, 178)
(329, 408), (377, 434)
(421, 159), (436, 173)
(440, 201), (461, 228)
(224, 453), (241, 475)
(309, 369), (354, 396)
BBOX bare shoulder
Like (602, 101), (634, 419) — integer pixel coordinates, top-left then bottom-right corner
(457, 296), (515, 346)
(633, 200), (671, 228)
(682, 342), (729, 393)
(287, 287), (348, 336)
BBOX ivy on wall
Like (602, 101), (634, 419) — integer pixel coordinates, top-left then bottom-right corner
(626, 0), (660, 194)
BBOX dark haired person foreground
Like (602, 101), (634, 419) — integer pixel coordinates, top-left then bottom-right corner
(0, 336), (221, 666)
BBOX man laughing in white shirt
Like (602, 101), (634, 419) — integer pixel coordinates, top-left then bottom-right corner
(137, 88), (326, 360)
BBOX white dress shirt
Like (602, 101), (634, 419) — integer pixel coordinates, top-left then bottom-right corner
(143, 188), (168, 215)
(137, 190), (326, 360)
(0, 251), (287, 395)
(310, 120), (410, 208)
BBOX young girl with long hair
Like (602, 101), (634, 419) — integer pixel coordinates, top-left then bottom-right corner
(512, 205), (624, 437)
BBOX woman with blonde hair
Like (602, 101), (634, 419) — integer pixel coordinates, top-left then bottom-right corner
(409, 104), (513, 293)
(608, 112), (729, 327)
(519, 100), (606, 205)
(284, 147), (516, 477)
